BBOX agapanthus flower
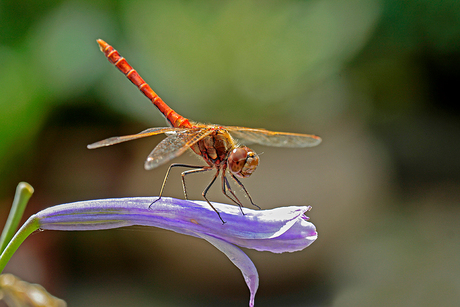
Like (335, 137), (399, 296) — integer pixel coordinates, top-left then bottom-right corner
(7, 197), (317, 306)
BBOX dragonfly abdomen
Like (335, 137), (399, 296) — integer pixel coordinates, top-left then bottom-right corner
(97, 39), (191, 129)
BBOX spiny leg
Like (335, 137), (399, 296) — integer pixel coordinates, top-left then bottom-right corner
(149, 163), (226, 224)
(180, 166), (214, 199)
(149, 163), (209, 208)
(223, 175), (243, 207)
(200, 168), (226, 224)
(221, 172), (245, 215)
(230, 173), (261, 209)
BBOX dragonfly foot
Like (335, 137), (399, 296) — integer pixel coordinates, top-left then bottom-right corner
(148, 197), (162, 209)
(211, 205), (226, 224)
(251, 202), (261, 210)
(219, 215), (227, 225)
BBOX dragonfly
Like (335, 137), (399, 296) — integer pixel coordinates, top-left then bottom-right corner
(88, 39), (322, 223)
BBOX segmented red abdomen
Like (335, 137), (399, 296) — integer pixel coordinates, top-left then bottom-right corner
(97, 39), (191, 129)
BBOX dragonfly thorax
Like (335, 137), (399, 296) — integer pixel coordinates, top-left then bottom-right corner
(227, 147), (259, 178)
(190, 130), (235, 166)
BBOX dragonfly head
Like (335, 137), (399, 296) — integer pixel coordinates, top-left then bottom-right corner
(228, 147), (259, 178)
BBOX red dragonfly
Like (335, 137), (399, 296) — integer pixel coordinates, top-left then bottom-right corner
(89, 39), (322, 223)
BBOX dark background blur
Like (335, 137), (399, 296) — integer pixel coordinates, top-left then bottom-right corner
(1, 0), (460, 306)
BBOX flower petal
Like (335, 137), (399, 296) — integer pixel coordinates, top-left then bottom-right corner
(194, 232), (258, 307)
(36, 197), (317, 253)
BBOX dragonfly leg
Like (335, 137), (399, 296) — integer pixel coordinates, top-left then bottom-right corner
(180, 167), (226, 224)
(200, 169), (226, 224)
(230, 173), (260, 210)
(149, 163), (209, 209)
(221, 172), (245, 215)
(180, 166), (214, 199)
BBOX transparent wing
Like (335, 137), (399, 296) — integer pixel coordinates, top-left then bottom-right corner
(87, 127), (184, 149)
(144, 128), (214, 170)
(225, 126), (322, 148)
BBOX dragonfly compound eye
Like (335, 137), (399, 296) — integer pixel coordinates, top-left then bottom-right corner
(228, 147), (259, 178)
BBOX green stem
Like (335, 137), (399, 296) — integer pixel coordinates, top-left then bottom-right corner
(0, 215), (40, 274)
(0, 182), (34, 254)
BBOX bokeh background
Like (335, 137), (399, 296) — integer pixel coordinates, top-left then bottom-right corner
(1, 0), (460, 306)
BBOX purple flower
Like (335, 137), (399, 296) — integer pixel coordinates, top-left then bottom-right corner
(35, 197), (317, 306)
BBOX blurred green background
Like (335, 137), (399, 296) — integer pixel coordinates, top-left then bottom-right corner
(1, 0), (460, 306)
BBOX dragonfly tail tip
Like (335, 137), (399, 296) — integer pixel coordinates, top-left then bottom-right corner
(96, 39), (108, 52)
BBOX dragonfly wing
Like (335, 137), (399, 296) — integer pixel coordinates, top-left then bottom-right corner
(87, 127), (183, 149)
(144, 128), (214, 170)
(226, 127), (322, 148)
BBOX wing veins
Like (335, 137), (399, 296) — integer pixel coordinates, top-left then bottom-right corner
(144, 128), (214, 170)
(87, 127), (187, 149)
(224, 126), (321, 148)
